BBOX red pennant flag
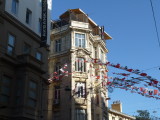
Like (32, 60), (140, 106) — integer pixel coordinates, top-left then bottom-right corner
(96, 76), (100, 79)
(127, 69), (133, 72)
(140, 73), (147, 76)
(154, 89), (158, 95)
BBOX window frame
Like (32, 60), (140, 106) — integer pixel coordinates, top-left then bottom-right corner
(27, 80), (37, 107)
(55, 39), (61, 52)
(75, 33), (85, 48)
(11, 0), (19, 15)
(54, 86), (60, 100)
(75, 58), (86, 72)
(75, 109), (86, 120)
(0, 75), (11, 103)
(26, 8), (32, 25)
(38, 18), (42, 34)
(100, 49), (104, 63)
(23, 43), (31, 54)
(7, 33), (15, 55)
(35, 51), (42, 61)
(75, 82), (86, 98)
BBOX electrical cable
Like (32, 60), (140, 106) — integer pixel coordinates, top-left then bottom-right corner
(149, 0), (160, 48)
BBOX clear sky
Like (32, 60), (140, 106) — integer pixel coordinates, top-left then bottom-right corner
(51, 0), (160, 118)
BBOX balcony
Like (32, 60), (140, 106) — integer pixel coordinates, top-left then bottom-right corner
(75, 98), (87, 105)
(73, 72), (88, 79)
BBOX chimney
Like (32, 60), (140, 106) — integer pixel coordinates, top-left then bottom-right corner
(111, 101), (122, 112)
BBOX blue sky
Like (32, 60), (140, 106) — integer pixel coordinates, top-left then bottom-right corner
(51, 0), (160, 117)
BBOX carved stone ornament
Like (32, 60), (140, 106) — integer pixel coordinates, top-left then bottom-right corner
(76, 49), (85, 57)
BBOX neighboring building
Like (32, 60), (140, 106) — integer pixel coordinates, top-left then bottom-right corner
(0, 0), (52, 119)
(108, 101), (136, 120)
(49, 9), (112, 120)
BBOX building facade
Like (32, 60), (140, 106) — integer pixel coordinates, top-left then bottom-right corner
(48, 9), (112, 120)
(0, 0), (52, 119)
(108, 101), (136, 120)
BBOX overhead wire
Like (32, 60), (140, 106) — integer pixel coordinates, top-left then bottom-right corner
(149, 0), (160, 48)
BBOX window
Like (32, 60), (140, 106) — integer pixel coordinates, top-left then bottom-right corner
(38, 18), (42, 33)
(75, 33), (85, 48)
(94, 47), (97, 58)
(55, 39), (61, 52)
(53, 112), (60, 120)
(96, 114), (100, 120)
(36, 51), (42, 61)
(100, 49), (104, 62)
(7, 34), (15, 55)
(75, 82), (86, 98)
(112, 117), (115, 120)
(55, 64), (61, 75)
(23, 43), (31, 54)
(54, 86), (60, 100)
(75, 58), (85, 72)
(0, 76), (11, 103)
(12, 0), (18, 15)
(26, 9), (32, 25)
(75, 109), (86, 120)
(28, 81), (37, 107)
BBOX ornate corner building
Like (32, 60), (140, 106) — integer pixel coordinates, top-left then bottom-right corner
(48, 9), (112, 120)
(0, 0), (52, 119)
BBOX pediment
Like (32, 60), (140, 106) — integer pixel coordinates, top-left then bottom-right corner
(75, 48), (90, 57)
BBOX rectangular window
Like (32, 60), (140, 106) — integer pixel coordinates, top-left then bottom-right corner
(94, 47), (97, 58)
(7, 34), (15, 55)
(12, 0), (18, 15)
(75, 82), (86, 98)
(0, 76), (11, 103)
(100, 49), (104, 62)
(28, 81), (37, 107)
(38, 18), (42, 33)
(36, 51), (42, 61)
(75, 109), (86, 120)
(23, 43), (31, 54)
(26, 9), (32, 25)
(55, 64), (61, 75)
(75, 58), (85, 72)
(75, 33), (85, 48)
(54, 86), (60, 100)
(112, 117), (115, 120)
(55, 39), (61, 52)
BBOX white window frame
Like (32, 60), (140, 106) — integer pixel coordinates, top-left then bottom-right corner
(75, 82), (86, 98)
(75, 58), (85, 72)
(75, 33), (85, 48)
(11, 0), (19, 15)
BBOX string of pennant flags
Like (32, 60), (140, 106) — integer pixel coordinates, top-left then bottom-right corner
(48, 58), (160, 99)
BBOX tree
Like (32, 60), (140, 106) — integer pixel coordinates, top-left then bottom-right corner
(135, 110), (151, 120)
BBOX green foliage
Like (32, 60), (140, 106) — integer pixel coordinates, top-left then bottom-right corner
(135, 110), (151, 120)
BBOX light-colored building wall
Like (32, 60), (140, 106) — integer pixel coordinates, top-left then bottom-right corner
(48, 9), (111, 120)
(108, 102), (136, 120)
(5, 0), (52, 44)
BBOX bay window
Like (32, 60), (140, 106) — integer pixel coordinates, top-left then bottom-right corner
(75, 33), (85, 48)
